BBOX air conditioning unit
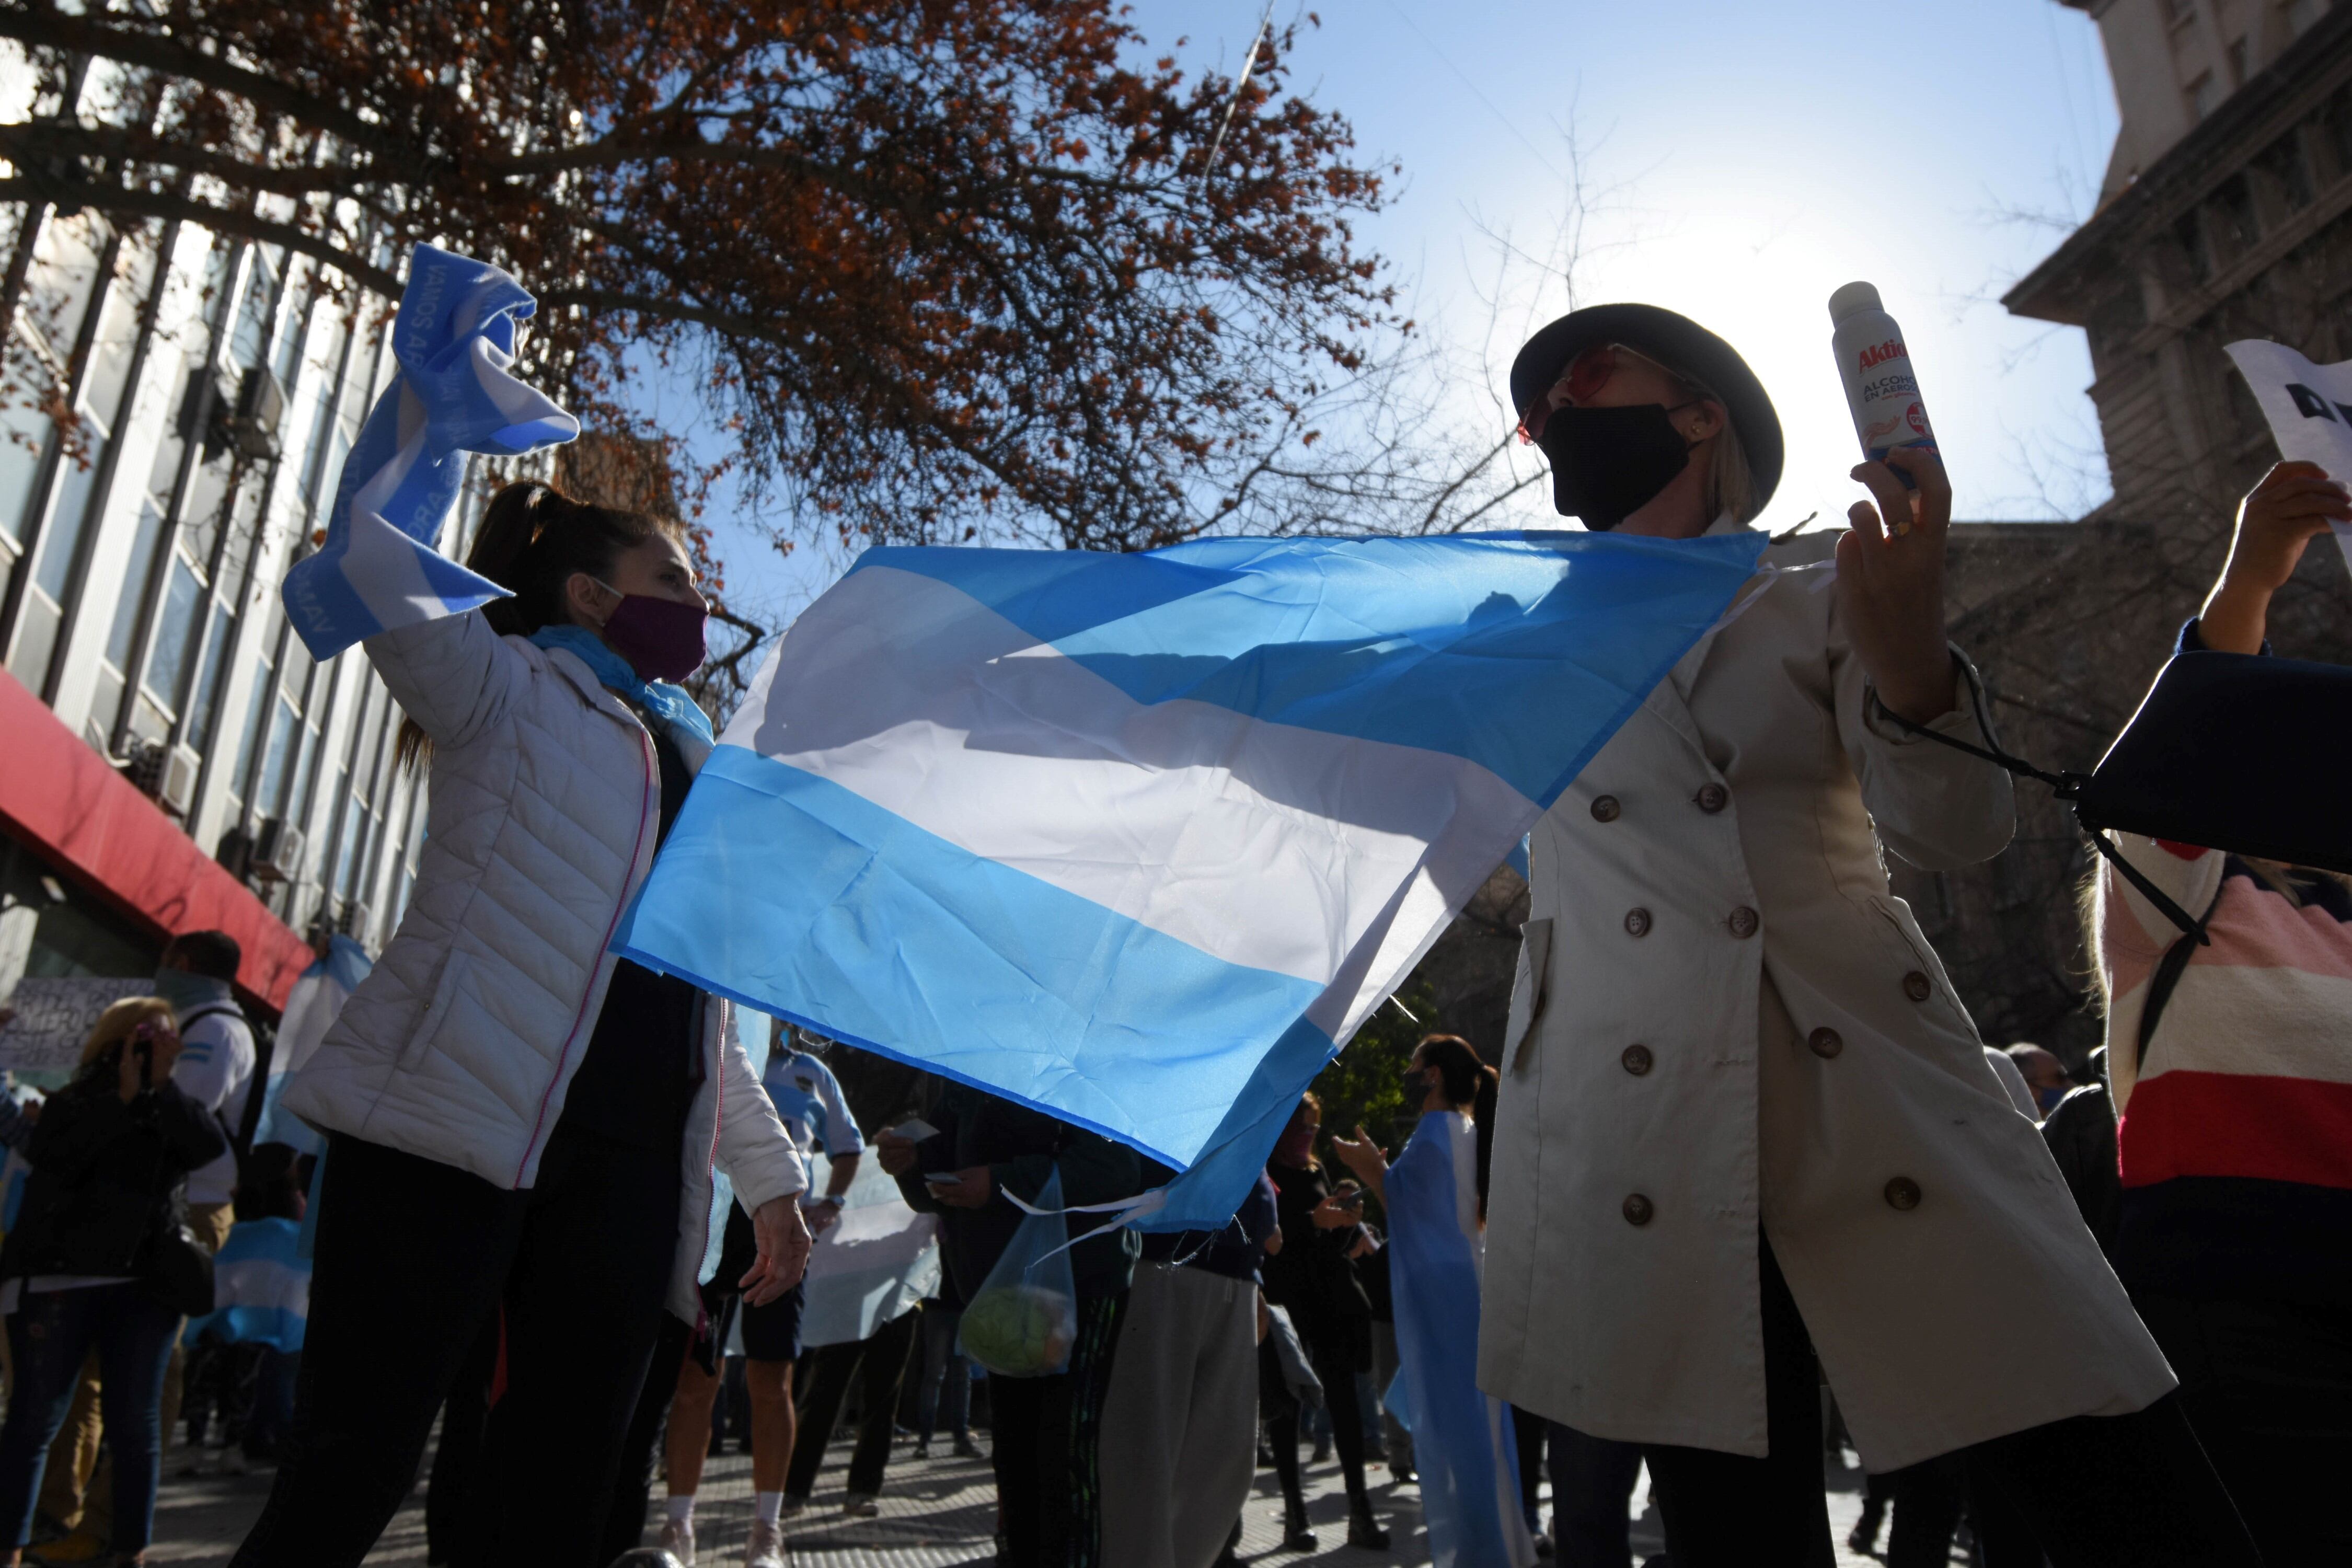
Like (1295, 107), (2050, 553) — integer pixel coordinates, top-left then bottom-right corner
(225, 367), (284, 462)
(215, 825), (254, 880)
(176, 366), (228, 450)
(250, 817), (305, 883)
(338, 901), (372, 941)
(157, 745), (200, 818)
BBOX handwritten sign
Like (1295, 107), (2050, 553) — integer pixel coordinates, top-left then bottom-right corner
(2226, 340), (2352, 575)
(0, 977), (155, 1071)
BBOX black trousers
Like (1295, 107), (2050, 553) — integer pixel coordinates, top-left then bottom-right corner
(422, 1319), (499, 1566)
(785, 1307), (921, 1498)
(1547, 1422), (1641, 1568)
(1641, 1240), (2263, 1568)
(229, 1126), (682, 1568)
(597, 1313), (694, 1565)
(988, 1291), (1126, 1568)
(2137, 1290), (2352, 1565)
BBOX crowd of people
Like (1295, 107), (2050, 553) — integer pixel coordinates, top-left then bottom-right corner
(0, 294), (2345, 1568)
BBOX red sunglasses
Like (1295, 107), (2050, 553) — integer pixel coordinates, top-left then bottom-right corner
(1517, 344), (1623, 444)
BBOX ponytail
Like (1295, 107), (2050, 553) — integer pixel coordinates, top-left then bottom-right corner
(1417, 1033), (1495, 1119)
(394, 480), (682, 771)
(1419, 1032), (1500, 1222)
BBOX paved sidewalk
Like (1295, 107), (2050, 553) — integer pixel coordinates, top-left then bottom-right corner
(137, 1429), (1908, 1566)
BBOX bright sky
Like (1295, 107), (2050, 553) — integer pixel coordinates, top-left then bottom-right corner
(695, 0), (2120, 628)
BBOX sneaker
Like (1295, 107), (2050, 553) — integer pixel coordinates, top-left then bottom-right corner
(842, 1493), (880, 1518)
(659, 1514), (695, 1566)
(27, 1532), (109, 1568)
(27, 1530), (109, 1565)
(952, 1435), (983, 1459)
(913, 1439), (930, 1459)
(743, 1520), (786, 1568)
(780, 1495), (809, 1519)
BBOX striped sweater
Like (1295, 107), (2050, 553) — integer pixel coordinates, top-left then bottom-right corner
(2098, 833), (2352, 1304)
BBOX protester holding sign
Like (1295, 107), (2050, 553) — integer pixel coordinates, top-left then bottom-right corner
(229, 480), (812, 1568)
(2089, 458), (2352, 1565)
(1481, 303), (2257, 1566)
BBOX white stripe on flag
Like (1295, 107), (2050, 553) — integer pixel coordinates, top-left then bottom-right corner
(730, 563), (1537, 1035)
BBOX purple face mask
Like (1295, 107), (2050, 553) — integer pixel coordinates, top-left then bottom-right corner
(593, 579), (708, 683)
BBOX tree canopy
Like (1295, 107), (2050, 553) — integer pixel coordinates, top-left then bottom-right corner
(0, 0), (1417, 554)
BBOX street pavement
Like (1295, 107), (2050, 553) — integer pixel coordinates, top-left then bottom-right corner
(135, 1425), (1918, 1566)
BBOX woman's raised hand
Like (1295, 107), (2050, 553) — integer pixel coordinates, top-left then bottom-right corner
(1836, 446), (1957, 725)
(2199, 460), (2352, 654)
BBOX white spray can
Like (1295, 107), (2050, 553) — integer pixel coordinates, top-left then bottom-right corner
(1829, 281), (1938, 479)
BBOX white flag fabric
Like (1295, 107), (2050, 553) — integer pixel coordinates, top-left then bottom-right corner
(796, 1157), (941, 1350)
(2226, 339), (2352, 574)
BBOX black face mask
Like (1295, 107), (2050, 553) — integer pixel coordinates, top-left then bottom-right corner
(1534, 401), (1698, 530)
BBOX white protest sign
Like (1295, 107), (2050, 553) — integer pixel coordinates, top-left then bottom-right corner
(0, 976), (155, 1071)
(2224, 340), (2352, 574)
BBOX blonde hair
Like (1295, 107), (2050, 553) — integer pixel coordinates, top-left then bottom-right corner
(80, 997), (175, 1070)
(1616, 345), (1760, 524)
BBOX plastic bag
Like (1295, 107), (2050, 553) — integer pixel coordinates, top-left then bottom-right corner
(956, 1167), (1079, 1378)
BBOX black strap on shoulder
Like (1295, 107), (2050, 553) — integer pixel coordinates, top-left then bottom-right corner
(177, 1003), (271, 1157)
(1865, 692), (2213, 944)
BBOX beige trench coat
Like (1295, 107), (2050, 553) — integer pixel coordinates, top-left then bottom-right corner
(1477, 524), (2174, 1471)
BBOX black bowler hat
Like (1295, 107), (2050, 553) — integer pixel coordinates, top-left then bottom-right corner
(1508, 303), (1784, 516)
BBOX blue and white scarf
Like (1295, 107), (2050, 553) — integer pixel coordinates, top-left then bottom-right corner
(529, 624), (714, 750)
(281, 244), (579, 661)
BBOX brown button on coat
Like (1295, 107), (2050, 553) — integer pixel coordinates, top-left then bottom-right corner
(1479, 526), (2173, 1471)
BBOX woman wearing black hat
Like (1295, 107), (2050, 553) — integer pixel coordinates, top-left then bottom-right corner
(1479, 305), (2259, 1566)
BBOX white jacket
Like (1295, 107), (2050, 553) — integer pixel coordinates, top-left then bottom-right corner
(1479, 525), (2172, 1471)
(281, 611), (806, 1322)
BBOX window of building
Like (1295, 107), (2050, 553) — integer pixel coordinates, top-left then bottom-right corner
(2255, 131), (2317, 211)
(2167, 0), (2197, 24)
(2327, 81), (2352, 182)
(2173, 209), (2213, 286)
(2287, 0), (2330, 38)
(6, 227), (154, 699)
(2227, 37), (2250, 86)
(2189, 72), (2223, 121)
(2207, 175), (2259, 257)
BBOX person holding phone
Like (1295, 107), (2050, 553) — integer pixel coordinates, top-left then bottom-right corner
(0, 997), (228, 1567)
(1261, 1093), (1387, 1551)
(1482, 304), (2256, 1567)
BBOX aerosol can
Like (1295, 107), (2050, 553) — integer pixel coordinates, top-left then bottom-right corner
(1829, 281), (1938, 485)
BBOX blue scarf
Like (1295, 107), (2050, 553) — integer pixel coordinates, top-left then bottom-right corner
(529, 624), (715, 748)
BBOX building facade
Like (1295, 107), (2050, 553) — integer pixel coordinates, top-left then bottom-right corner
(1876, 0), (2352, 1063)
(0, 47), (475, 1010)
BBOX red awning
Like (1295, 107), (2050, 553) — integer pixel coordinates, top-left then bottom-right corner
(0, 669), (313, 1012)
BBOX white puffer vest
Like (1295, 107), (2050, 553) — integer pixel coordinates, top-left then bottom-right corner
(281, 612), (805, 1321)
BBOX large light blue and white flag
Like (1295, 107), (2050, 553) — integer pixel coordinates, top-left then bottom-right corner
(251, 935), (371, 1156)
(281, 244), (578, 660)
(614, 529), (1766, 1228)
(1387, 1110), (1537, 1568)
(184, 1217), (309, 1353)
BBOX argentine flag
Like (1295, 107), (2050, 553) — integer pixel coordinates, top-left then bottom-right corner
(251, 935), (372, 1156)
(281, 245), (578, 660)
(1388, 1112), (1538, 1567)
(615, 529), (1766, 1227)
(185, 1218), (309, 1353)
